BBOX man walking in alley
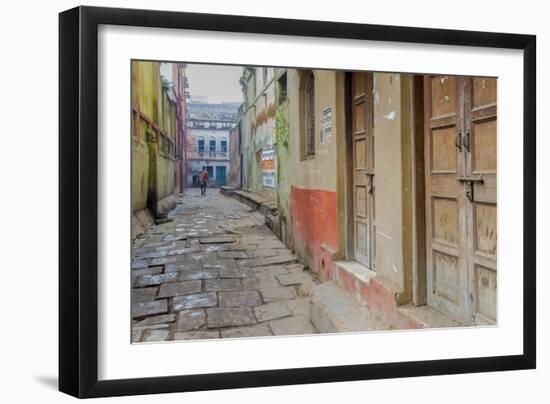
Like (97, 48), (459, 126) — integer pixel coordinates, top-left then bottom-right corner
(200, 166), (209, 196)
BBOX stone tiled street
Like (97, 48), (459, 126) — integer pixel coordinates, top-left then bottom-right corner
(132, 188), (319, 342)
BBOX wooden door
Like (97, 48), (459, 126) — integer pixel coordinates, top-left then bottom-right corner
(424, 75), (471, 323)
(351, 72), (375, 269)
(424, 76), (497, 325)
(464, 77), (497, 324)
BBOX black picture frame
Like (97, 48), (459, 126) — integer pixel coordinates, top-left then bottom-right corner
(59, 5), (536, 398)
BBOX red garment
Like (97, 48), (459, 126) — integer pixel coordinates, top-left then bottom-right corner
(201, 170), (209, 182)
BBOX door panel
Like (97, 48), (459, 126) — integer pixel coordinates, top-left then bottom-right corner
(351, 72), (375, 269)
(465, 77), (497, 324)
(424, 75), (471, 323)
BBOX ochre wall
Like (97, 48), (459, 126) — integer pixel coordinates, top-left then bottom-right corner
(286, 70), (346, 274)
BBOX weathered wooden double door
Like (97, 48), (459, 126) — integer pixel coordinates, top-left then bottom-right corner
(351, 72), (375, 269)
(424, 75), (497, 325)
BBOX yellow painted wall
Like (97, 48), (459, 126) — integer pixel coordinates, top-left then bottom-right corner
(286, 69), (344, 193)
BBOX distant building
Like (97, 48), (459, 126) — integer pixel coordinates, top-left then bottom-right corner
(186, 101), (240, 187)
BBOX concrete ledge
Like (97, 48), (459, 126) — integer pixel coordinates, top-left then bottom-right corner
(225, 188), (278, 215)
(310, 281), (390, 333)
(220, 186), (236, 196)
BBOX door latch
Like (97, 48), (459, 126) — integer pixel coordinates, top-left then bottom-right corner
(365, 170), (375, 194)
(458, 176), (484, 202)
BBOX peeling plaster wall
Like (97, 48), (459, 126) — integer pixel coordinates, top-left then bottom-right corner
(241, 67), (277, 194)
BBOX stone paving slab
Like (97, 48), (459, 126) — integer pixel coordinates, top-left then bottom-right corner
(132, 287), (158, 304)
(132, 300), (168, 319)
(219, 291), (262, 307)
(135, 272), (181, 288)
(174, 330), (220, 340)
(134, 314), (176, 326)
(276, 273), (313, 286)
(172, 293), (218, 311)
(221, 323), (272, 338)
(142, 329), (170, 342)
(259, 287), (297, 302)
(204, 279), (242, 292)
(269, 315), (317, 336)
(206, 307), (257, 328)
(176, 309), (206, 331)
(254, 302), (292, 322)
(158, 280), (202, 298)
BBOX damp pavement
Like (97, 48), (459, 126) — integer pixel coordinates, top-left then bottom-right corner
(131, 187), (320, 342)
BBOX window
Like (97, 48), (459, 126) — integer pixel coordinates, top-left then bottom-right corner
(278, 72), (287, 104)
(209, 138), (216, 156)
(303, 71), (315, 158)
(197, 137), (205, 153)
(221, 139), (228, 154)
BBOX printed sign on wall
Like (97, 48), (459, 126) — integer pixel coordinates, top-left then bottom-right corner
(321, 106), (333, 144)
(261, 148), (276, 188)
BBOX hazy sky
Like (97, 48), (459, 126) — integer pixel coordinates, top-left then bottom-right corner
(186, 64), (243, 103)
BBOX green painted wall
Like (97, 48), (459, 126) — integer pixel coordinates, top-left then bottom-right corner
(274, 70), (292, 247)
(132, 61), (176, 216)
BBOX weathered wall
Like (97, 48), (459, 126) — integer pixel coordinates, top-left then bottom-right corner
(228, 124), (241, 187)
(241, 67), (277, 195)
(131, 61), (179, 238)
(372, 73), (414, 302)
(286, 70), (346, 275)
(274, 70), (292, 247)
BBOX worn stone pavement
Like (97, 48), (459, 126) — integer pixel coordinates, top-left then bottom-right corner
(131, 187), (320, 342)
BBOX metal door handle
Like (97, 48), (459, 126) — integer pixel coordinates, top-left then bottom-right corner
(463, 129), (471, 152)
(455, 130), (462, 151)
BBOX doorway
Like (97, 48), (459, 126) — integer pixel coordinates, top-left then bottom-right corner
(423, 75), (497, 325)
(347, 72), (376, 270)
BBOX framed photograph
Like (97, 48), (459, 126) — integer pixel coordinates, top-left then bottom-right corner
(59, 6), (536, 398)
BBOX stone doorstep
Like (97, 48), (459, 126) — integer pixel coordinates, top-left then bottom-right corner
(331, 261), (463, 329)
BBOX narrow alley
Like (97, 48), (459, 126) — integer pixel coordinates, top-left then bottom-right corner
(132, 188), (319, 342)
(131, 61), (497, 341)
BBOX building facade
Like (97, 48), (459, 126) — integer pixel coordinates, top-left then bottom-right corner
(238, 67), (278, 195)
(131, 61), (188, 238)
(238, 68), (497, 328)
(185, 101), (239, 187)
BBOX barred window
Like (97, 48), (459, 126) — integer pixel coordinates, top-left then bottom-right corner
(304, 71), (315, 157)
